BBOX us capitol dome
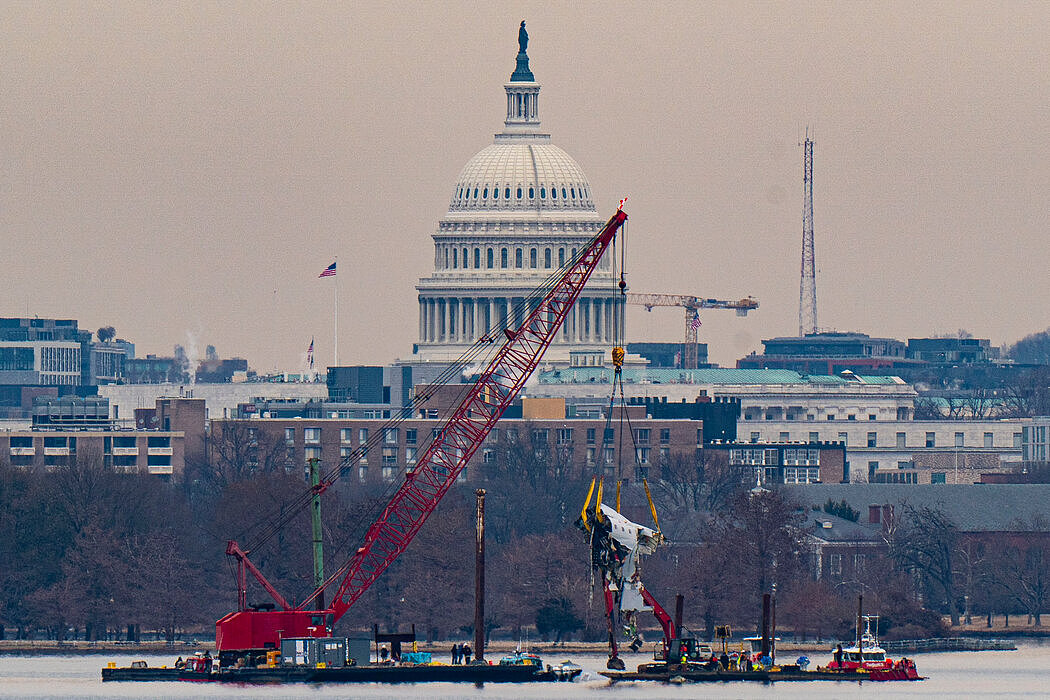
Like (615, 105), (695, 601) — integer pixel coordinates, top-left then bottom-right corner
(413, 22), (624, 366)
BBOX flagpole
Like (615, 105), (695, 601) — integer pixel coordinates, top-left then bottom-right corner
(334, 257), (339, 368)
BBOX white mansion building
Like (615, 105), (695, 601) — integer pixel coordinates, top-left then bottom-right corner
(413, 25), (625, 365)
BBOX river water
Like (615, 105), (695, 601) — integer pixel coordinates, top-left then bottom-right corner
(1, 643), (1046, 699)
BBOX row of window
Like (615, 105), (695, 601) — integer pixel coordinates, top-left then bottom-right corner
(453, 183), (590, 206)
(745, 410), (912, 421)
(441, 245), (578, 271)
(284, 426), (689, 449)
(749, 430), (1013, 448)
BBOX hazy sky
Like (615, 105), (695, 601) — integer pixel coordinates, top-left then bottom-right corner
(3, 2), (1049, 371)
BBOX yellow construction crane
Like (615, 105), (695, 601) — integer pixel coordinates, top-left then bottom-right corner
(625, 293), (759, 369)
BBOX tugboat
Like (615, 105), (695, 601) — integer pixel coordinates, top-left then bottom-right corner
(827, 613), (920, 681)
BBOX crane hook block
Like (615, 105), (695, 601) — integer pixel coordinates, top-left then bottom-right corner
(611, 346), (625, 370)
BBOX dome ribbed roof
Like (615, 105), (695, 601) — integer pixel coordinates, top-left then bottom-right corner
(448, 143), (596, 212)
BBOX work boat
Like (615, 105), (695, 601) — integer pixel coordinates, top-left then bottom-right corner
(828, 615), (920, 681)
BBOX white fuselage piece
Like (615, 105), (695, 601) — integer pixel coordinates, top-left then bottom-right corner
(598, 504), (659, 613)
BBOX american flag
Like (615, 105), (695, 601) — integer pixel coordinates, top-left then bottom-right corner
(318, 262), (337, 278)
(690, 314), (702, 331)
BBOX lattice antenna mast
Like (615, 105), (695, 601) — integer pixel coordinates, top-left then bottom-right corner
(799, 132), (818, 336)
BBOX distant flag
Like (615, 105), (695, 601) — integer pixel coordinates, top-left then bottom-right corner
(318, 262), (337, 278)
(307, 337), (314, 370)
(690, 314), (702, 331)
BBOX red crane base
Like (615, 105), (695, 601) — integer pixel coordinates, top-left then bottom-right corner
(215, 610), (330, 660)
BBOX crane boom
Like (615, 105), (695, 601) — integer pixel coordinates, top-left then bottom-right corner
(215, 208), (628, 659)
(626, 293), (758, 314)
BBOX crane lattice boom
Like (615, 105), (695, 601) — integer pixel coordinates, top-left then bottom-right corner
(215, 208), (628, 657)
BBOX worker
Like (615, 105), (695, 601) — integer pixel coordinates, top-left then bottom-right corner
(175, 656), (184, 670)
(834, 644), (843, 667)
(463, 643), (472, 664)
(380, 646), (389, 662)
(450, 643), (459, 665)
(719, 651), (730, 670)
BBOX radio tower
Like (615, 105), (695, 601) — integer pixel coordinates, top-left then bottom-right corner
(799, 132), (817, 337)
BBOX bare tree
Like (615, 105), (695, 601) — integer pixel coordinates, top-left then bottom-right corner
(990, 516), (1050, 626)
(888, 505), (962, 625)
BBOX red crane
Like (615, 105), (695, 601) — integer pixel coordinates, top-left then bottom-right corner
(214, 207), (628, 661)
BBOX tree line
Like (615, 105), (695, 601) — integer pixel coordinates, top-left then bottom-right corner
(2, 436), (1045, 645)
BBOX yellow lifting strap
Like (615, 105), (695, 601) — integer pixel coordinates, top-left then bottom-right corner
(594, 477), (605, 523)
(579, 476), (597, 532)
(642, 478), (661, 534)
(615, 479), (622, 513)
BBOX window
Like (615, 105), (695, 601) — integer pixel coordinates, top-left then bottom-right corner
(515, 248), (523, 268)
(382, 447), (398, 465)
(854, 554), (866, 575)
(528, 186), (534, 198)
(10, 436), (32, 448)
(147, 436), (170, 448)
(359, 428), (369, 444)
(955, 432), (964, 447)
(406, 429), (417, 444)
(487, 248), (494, 268)
(848, 414), (856, 421)
(896, 432), (906, 448)
(838, 431), (848, 446)
(808, 431), (819, 443)
(1014, 432), (1023, 448)
(452, 248), (457, 268)
(544, 249), (552, 268)
(868, 414), (876, 421)
(931, 472), (947, 484)
(779, 432), (789, 441)
(474, 248), (480, 268)
(697, 428), (703, 445)
(304, 428), (320, 444)
(340, 428), (352, 444)
(556, 428), (573, 445)
(558, 248), (565, 266)
(925, 432), (936, 448)
(586, 428), (596, 444)
(530, 248), (537, 268)
(501, 248), (508, 268)
(636, 447), (650, 464)
(604, 428), (615, 443)
(660, 428), (670, 444)
(517, 187), (523, 199)
(504, 187), (510, 199)
(827, 414), (835, 421)
(634, 428), (650, 445)
(285, 427), (295, 445)
(531, 428), (549, 445)
(868, 461), (879, 480)
(829, 553), (842, 576)
(750, 432), (760, 443)
(384, 428), (398, 444)
(406, 447), (416, 465)
(867, 432), (877, 447)
(984, 432), (993, 448)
